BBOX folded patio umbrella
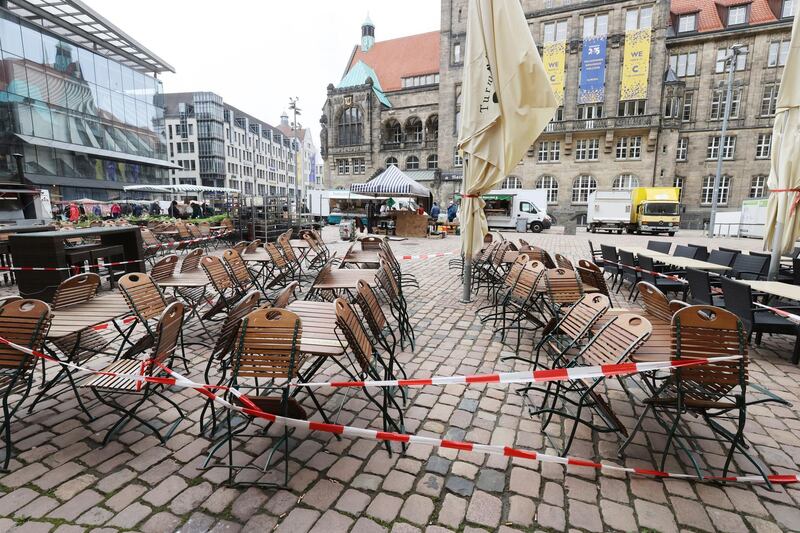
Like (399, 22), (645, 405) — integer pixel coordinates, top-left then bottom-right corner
(766, 14), (800, 278)
(458, 0), (556, 299)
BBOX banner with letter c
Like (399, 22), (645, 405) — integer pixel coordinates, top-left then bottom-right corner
(620, 28), (651, 100)
(578, 36), (607, 104)
(543, 41), (566, 106)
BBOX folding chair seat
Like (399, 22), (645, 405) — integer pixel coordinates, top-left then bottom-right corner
(530, 313), (651, 456)
(84, 302), (186, 445)
(0, 299), (52, 471)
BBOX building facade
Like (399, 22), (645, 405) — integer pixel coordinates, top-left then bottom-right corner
(0, 0), (175, 201)
(164, 92), (299, 199)
(277, 112), (321, 196)
(324, 0), (794, 227)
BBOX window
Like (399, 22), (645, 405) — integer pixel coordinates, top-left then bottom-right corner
(715, 47), (747, 73)
(676, 138), (688, 161)
(612, 174), (640, 190)
(453, 149), (463, 167)
(337, 159), (350, 174)
(673, 176), (685, 201)
(401, 74), (440, 88)
(750, 175), (767, 198)
(682, 91), (694, 121)
(577, 104), (604, 119)
(454, 84), (462, 133)
(337, 106), (363, 146)
(701, 175), (731, 205)
(761, 85), (779, 116)
(352, 158), (365, 174)
(768, 41), (791, 67)
(707, 136), (736, 160)
(544, 20), (568, 42)
(572, 175), (597, 204)
(406, 117), (423, 142)
(618, 100), (646, 116)
(782, 0), (795, 17)
(552, 107), (564, 122)
(386, 121), (402, 144)
(756, 133), (772, 159)
(537, 141), (561, 162)
(426, 154), (438, 169)
(453, 42), (462, 64)
(626, 6), (653, 30)
(728, 6), (748, 26)
(677, 14), (697, 33)
(405, 156), (419, 170)
(583, 14), (608, 37)
(709, 89), (741, 120)
(536, 175), (559, 204)
(576, 139), (599, 161)
(501, 176), (522, 189)
(616, 136), (642, 160)
(664, 95), (681, 118)
(386, 157), (398, 167)
(669, 52), (697, 77)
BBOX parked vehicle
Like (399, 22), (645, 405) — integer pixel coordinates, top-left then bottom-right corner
(456, 189), (551, 232)
(587, 187), (681, 235)
(306, 190), (373, 225)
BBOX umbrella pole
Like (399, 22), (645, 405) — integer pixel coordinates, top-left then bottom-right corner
(461, 253), (473, 303)
(769, 221), (784, 280)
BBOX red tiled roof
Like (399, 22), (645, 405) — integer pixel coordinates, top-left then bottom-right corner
(347, 31), (440, 92)
(669, 0), (780, 32)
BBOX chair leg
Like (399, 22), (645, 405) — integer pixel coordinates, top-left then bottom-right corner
(1, 394), (12, 471)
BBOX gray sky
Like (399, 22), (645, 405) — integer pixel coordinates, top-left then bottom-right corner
(85, 0), (441, 151)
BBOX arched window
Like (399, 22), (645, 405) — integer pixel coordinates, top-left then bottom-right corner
(405, 156), (419, 170)
(337, 106), (363, 146)
(701, 175), (731, 205)
(405, 117), (423, 142)
(426, 115), (439, 140)
(612, 174), (640, 190)
(385, 120), (402, 144)
(536, 175), (559, 204)
(501, 176), (522, 189)
(749, 175), (767, 198)
(571, 175), (597, 204)
(427, 154), (438, 169)
(385, 157), (398, 167)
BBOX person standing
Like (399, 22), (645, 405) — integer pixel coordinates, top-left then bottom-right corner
(191, 201), (202, 219)
(110, 203), (121, 219)
(447, 201), (457, 222)
(168, 200), (180, 218)
(430, 202), (440, 220)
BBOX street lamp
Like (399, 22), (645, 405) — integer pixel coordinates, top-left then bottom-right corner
(708, 44), (746, 238)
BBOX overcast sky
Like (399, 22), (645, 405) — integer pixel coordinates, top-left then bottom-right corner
(85, 0), (441, 152)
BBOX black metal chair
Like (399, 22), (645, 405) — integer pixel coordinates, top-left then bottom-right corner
(638, 255), (687, 300)
(685, 268), (723, 306)
(616, 249), (639, 300)
(600, 245), (621, 290)
(728, 254), (769, 280)
(646, 240), (671, 254)
(720, 277), (800, 364)
(673, 245), (699, 259)
(588, 240), (603, 263)
(687, 244), (709, 261)
(708, 250), (736, 268)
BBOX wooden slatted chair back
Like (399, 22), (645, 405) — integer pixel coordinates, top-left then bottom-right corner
(528, 247), (556, 268)
(198, 222), (211, 236)
(232, 241), (248, 253)
(150, 255), (179, 282)
(356, 279), (388, 336)
(52, 273), (100, 309)
(0, 299), (51, 371)
(298, 229), (316, 241)
(180, 248), (203, 273)
(222, 249), (254, 287)
(576, 266), (610, 298)
(176, 222), (192, 240)
(555, 254), (574, 271)
(360, 236), (383, 251)
(244, 240), (262, 254)
(377, 260), (401, 302)
(265, 243), (288, 269)
(201, 255), (236, 292)
(503, 256), (529, 289)
(476, 241), (499, 264)
(234, 308), (302, 381)
(304, 234), (326, 257)
(672, 305), (747, 401)
(491, 241), (514, 268)
(150, 302), (185, 367)
(518, 238), (530, 248)
(580, 313), (652, 366)
(544, 268), (584, 306)
(212, 292), (261, 361)
(188, 224), (203, 239)
(335, 298), (373, 372)
(637, 281), (673, 323)
(272, 281), (299, 309)
(578, 259), (602, 273)
(140, 228), (161, 248)
(555, 293), (611, 341)
(277, 236), (299, 263)
(511, 261), (545, 300)
(119, 273), (168, 322)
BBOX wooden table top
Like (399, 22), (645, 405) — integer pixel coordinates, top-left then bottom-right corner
(739, 280), (800, 301)
(313, 269), (379, 290)
(287, 301), (345, 356)
(290, 239), (310, 249)
(342, 250), (381, 264)
(156, 273), (208, 288)
(619, 247), (731, 271)
(48, 293), (132, 339)
(242, 250), (272, 263)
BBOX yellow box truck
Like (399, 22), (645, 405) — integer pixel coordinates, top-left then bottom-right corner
(627, 187), (681, 235)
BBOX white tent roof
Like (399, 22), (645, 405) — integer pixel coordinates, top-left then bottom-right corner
(350, 165), (431, 197)
(123, 184), (240, 194)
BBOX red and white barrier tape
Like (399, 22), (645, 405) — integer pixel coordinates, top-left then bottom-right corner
(0, 336), (794, 485)
(0, 259), (144, 272)
(292, 355), (743, 389)
(397, 251), (456, 261)
(599, 259), (687, 283)
(754, 302), (800, 325)
(90, 315), (138, 332)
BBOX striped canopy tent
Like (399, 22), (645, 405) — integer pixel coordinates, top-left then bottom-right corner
(123, 185), (240, 195)
(350, 165), (431, 197)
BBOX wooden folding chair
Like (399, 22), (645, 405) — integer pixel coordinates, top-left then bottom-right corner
(555, 254), (574, 271)
(222, 249), (260, 295)
(493, 260), (547, 353)
(360, 236), (383, 251)
(0, 299), (52, 471)
(201, 255), (245, 321)
(271, 281), (300, 309)
(576, 260), (611, 303)
(277, 235), (304, 282)
(376, 260), (415, 350)
(263, 242), (293, 292)
(150, 254), (179, 282)
(542, 267), (585, 327)
(84, 302), (186, 444)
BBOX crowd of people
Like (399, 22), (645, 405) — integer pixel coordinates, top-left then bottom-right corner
(54, 199), (216, 223)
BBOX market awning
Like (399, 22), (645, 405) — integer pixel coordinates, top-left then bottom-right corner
(123, 184), (240, 194)
(15, 134), (181, 170)
(350, 165), (431, 197)
(454, 193), (513, 201)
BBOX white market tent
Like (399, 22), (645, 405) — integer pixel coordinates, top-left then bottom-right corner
(123, 184), (240, 195)
(350, 165), (431, 197)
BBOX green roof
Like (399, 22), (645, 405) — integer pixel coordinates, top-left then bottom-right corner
(338, 60), (392, 108)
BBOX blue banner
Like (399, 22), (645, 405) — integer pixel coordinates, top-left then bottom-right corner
(578, 36), (606, 104)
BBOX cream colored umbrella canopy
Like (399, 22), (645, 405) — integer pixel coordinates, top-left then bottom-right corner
(458, 0), (556, 269)
(766, 13), (800, 278)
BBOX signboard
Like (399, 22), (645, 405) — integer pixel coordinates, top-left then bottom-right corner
(620, 28), (651, 101)
(543, 41), (566, 106)
(578, 36), (606, 104)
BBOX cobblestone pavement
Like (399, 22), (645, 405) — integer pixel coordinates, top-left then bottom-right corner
(1, 227), (799, 533)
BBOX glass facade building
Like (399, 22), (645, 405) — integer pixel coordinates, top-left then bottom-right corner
(0, 8), (172, 200)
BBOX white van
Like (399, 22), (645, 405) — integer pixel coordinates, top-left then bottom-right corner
(458, 189), (551, 232)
